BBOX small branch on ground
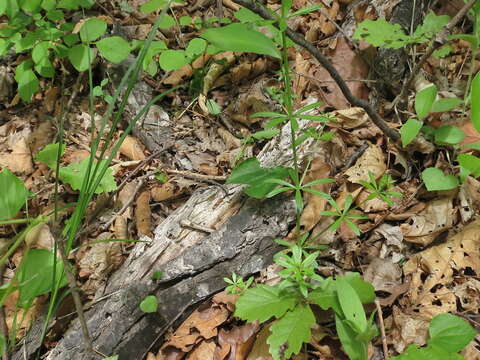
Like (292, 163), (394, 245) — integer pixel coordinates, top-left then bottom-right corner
(394, 0), (477, 108)
(375, 299), (389, 359)
(231, 0), (401, 142)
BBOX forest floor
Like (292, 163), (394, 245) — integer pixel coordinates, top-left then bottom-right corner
(1, 0), (480, 359)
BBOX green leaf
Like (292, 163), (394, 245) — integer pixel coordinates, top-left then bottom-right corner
(19, 0), (42, 13)
(412, 12), (450, 42)
(289, 5), (322, 18)
(35, 57), (55, 77)
(140, 0), (167, 13)
(390, 344), (464, 360)
(80, 18), (107, 42)
(434, 125), (465, 145)
(431, 97), (462, 112)
(267, 305), (315, 360)
(159, 49), (188, 71)
(17, 249), (67, 306)
(471, 71), (480, 133)
(139, 295), (158, 313)
(234, 285), (296, 322)
(0, 167), (29, 221)
(415, 85), (437, 120)
(35, 143), (66, 168)
(234, 8), (263, 23)
(185, 38), (206, 59)
(17, 68), (39, 102)
(353, 19), (409, 49)
(159, 15), (175, 29)
(206, 99), (222, 115)
(96, 36), (131, 63)
(432, 44), (453, 58)
(308, 278), (341, 313)
(227, 158), (289, 198)
(336, 317), (368, 360)
(102, 356), (118, 360)
(201, 23), (280, 59)
(179, 15), (192, 26)
(421, 167), (458, 191)
(428, 313), (476, 353)
(458, 153), (480, 177)
(342, 273), (375, 304)
(59, 158), (117, 194)
(68, 44), (94, 72)
(400, 118), (423, 147)
(336, 276), (367, 333)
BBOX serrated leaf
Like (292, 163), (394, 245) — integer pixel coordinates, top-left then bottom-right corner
(0, 167), (29, 221)
(201, 23), (280, 59)
(428, 313), (477, 353)
(80, 18), (107, 42)
(59, 158), (117, 194)
(35, 143), (65, 168)
(413, 12), (450, 41)
(234, 285), (296, 322)
(353, 19), (409, 49)
(415, 85), (437, 120)
(227, 158), (289, 198)
(471, 71), (480, 133)
(139, 295), (158, 313)
(434, 125), (464, 145)
(96, 36), (131, 63)
(421, 167), (458, 191)
(400, 118), (423, 147)
(267, 305), (315, 360)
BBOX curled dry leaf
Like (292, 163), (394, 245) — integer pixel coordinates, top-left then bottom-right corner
(344, 144), (386, 183)
(363, 258), (402, 294)
(163, 64), (193, 86)
(293, 52), (311, 99)
(400, 198), (456, 246)
(24, 223), (54, 249)
(215, 322), (259, 360)
(120, 135), (146, 161)
(453, 278), (480, 313)
(300, 158), (331, 232)
(319, 1), (339, 36)
(151, 178), (194, 202)
(136, 190), (152, 237)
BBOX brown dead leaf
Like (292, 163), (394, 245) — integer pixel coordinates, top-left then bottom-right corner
(216, 322), (259, 360)
(62, 149), (90, 164)
(188, 340), (216, 360)
(24, 223), (54, 249)
(151, 180), (186, 202)
(161, 304), (230, 355)
(28, 120), (53, 154)
(120, 135), (146, 161)
(300, 158), (331, 232)
(136, 190), (152, 237)
(332, 108), (369, 129)
(391, 306), (430, 353)
(146, 352), (157, 360)
(77, 232), (123, 296)
(403, 220), (480, 317)
(163, 64), (193, 86)
(293, 52), (311, 99)
(44, 87), (59, 113)
(212, 290), (239, 313)
(363, 258), (402, 294)
(312, 37), (369, 109)
(453, 278), (480, 313)
(400, 198), (456, 246)
(344, 144), (386, 183)
(0, 137), (33, 174)
(319, 1), (339, 36)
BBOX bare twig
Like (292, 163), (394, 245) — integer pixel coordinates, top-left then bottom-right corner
(375, 299), (389, 359)
(52, 227), (93, 352)
(231, 0), (401, 142)
(394, 0), (477, 107)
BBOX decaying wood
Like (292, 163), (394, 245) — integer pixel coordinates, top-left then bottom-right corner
(14, 80), (326, 359)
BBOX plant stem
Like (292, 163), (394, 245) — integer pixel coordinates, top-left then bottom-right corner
(280, 24), (301, 234)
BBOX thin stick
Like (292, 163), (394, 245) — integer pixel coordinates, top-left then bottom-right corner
(231, 0), (400, 142)
(0, 265), (9, 360)
(394, 0), (477, 107)
(375, 299), (388, 359)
